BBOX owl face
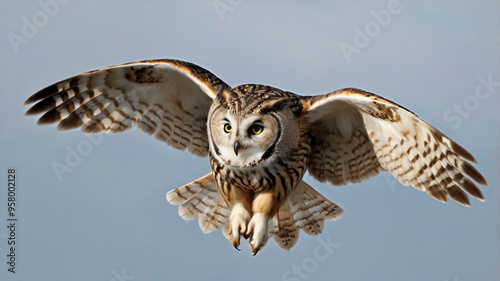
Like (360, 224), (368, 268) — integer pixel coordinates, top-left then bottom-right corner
(208, 107), (280, 168)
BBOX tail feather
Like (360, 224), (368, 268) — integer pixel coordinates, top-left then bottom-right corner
(291, 181), (343, 235)
(270, 200), (300, 250)
(199, 197), (231, 234)
(269, 181), (343, 249)
(166, 173), (230, 234)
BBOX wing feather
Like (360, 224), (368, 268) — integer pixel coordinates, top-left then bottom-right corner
(25, 59), (230, 157)
(303, 88), (487, 206)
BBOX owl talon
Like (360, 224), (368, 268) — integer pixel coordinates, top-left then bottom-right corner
(230, 227), (241, 250)
(229, 203), (250, 251)
(251, 244), (259, 256)
(247, 213), (268, 255)
(232, 240), (241, 251)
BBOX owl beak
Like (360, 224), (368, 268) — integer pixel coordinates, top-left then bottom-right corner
(234, 140), (241, 156)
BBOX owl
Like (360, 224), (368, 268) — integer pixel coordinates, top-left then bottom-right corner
(25, 59), (487, 255)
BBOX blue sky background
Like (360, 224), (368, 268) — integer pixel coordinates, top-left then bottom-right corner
(1, 1), (499, 280)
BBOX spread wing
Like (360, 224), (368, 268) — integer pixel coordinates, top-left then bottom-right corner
(302, 88), (487, 206)
(25, 59), (230, 157)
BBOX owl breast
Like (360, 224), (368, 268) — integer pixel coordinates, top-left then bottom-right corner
(209, 129), (311, 200)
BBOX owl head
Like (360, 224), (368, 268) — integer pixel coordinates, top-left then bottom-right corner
(207, 85), (303, 168)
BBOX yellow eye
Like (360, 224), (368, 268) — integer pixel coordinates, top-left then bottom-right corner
(250, 125), (263, 135)
(224, 123), (232, 133)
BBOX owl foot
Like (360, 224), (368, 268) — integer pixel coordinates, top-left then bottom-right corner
(247, 213), (268, 255)
(228, 203), (250, 250)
